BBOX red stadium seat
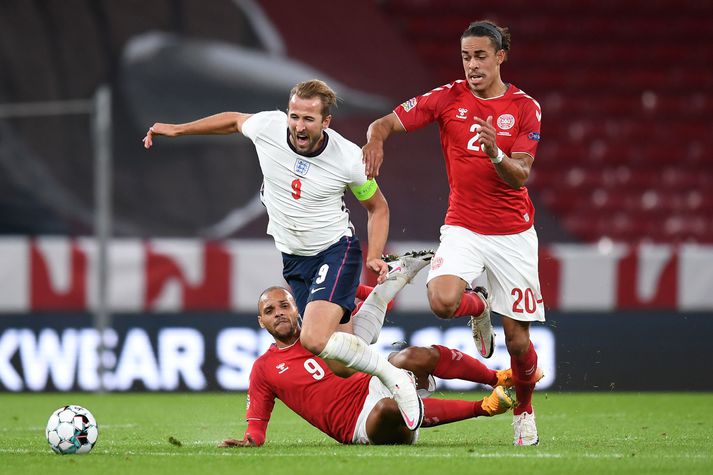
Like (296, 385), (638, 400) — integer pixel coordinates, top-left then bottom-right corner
(381, 0), (713, 243)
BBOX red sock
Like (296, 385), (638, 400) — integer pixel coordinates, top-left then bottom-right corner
(356, 284), (372, 301)
(452, 290), (485, 318)
(432, 345), (497, 386)
(511, 341), (538, 415)
(422, 398), (488, 427)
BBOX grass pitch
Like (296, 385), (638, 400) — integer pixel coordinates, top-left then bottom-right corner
(1, 392), (711, 474)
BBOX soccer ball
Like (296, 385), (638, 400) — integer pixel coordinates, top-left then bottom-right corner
(45, 405), (99, 455)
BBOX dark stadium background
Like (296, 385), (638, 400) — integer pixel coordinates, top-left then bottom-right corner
(1, 0), (712, 392)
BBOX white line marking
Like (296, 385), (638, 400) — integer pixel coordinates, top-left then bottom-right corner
(0, 448), (709, 459)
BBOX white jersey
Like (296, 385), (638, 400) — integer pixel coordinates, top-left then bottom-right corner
(241, 110), (369, 256)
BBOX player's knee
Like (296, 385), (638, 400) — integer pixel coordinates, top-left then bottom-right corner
(390, 346), (437, 371)
(428, 292), (459, 319)
(427, 279), (464, 319)
(299, 332), (327, 355)
(390, 347), (415, 367)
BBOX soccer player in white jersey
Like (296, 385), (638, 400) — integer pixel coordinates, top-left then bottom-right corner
(363, 21), (545, 445)
(143, 79), (423, 430)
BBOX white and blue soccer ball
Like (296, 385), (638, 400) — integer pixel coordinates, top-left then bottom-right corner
(45, 405), (99, 455)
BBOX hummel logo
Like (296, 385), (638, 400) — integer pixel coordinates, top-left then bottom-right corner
(310, 287), (325, 294)
(276, 363), (289, 374)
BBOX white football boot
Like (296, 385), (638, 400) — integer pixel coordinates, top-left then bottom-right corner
(391, 369), (424, 431)
(468, 286), (495, 358)
(382, 250), (435, 286)
(513, 411), (539, 446)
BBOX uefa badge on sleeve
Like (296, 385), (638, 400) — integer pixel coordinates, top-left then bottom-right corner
(401, 97), (417, 112)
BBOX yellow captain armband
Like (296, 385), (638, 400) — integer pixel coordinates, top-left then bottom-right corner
(350, 179), (379, 201)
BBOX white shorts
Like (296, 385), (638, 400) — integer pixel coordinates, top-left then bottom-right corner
(427, 225), (546, 322)
(352, 376), (419, 445)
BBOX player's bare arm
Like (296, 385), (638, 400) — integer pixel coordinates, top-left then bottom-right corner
(362, 112), (406, 179)
(495, 152), (533, 189)
(359, 188), (390, 284)
(474, 116), (533, 189)
(142, 112), (253, 149)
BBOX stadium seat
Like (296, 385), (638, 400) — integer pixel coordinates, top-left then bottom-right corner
(380, 0), (713, 243)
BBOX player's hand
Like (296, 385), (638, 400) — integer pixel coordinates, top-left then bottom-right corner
(361, 140), (384, 180)
(218, 434), (258, 448)
(474, 116), (498, 160)
(366, 257), (389, 284)
(142, 123), (176, 149)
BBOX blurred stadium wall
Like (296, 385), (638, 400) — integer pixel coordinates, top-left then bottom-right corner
(1, 1), (712, 391)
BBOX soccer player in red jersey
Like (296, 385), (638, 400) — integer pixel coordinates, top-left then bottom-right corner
(362, 21), (544, 446)
(219, 286), (520, 447)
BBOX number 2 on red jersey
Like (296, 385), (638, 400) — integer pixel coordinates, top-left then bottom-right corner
(466, 123), (482, 152)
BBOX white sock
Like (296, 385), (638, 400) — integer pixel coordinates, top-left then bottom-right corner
(352, 303), (384, 345)
(352, 275), (409, 344)
(319, 332), (402, 389)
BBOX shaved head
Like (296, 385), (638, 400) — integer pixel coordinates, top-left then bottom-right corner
(257, 286), (294, 314)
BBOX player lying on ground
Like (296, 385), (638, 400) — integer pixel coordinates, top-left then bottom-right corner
(219, 286), (539, 447)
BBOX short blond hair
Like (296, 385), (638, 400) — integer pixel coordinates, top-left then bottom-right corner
(289, 79), (337, 117)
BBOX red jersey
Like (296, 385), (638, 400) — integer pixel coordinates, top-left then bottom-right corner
(246, 340), (372, 444)
(394, 81), (542, 235)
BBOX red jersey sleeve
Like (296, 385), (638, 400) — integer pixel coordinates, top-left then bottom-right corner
(245, 357), (276, 423)
(242, 419), (268, 447)
(510, 96), (542, 158)
(393, 83), (454, 131)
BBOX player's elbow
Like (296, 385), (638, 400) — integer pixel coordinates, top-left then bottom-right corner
(505, 169), (529, 189)
(375, 198), (390, 219)
(510, 177), (528, 189)
(369, 114), (402, 140)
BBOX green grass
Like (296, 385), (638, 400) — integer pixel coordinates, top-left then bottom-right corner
(1, 392), (712, 474)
